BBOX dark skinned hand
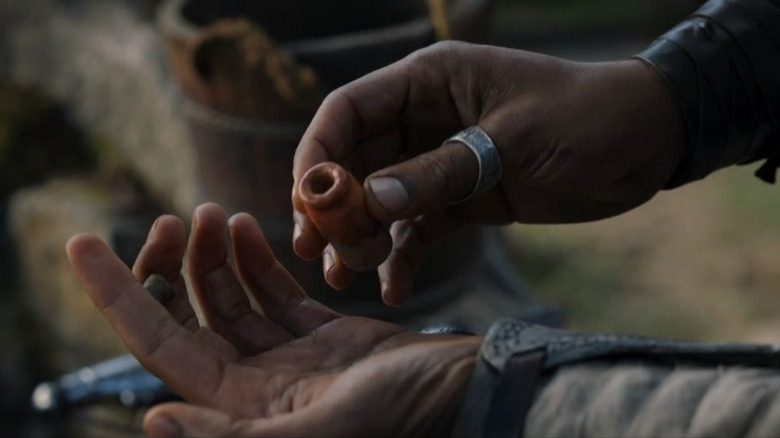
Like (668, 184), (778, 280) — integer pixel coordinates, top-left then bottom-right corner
(291, 41), (686, 304)
(66, 203), (480, 437)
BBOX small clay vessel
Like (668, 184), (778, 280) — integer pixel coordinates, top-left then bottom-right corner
(299, 162), (392, 270)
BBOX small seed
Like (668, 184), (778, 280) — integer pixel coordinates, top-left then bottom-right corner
(143, 273), (175, 304)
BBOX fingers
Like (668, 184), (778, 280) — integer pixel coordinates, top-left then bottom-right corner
(290, 57), (417, 262)
(289, 42), (493, 302)
(229, 213), (342, 336)
(144, 402), (326, 438)
(338, 128), (406, 182)
(292, 210), (327, 261)
(292, 61), (412, 184)
(133, 215), (199, 332)
(144, 403), (235, 438)
(378, 211), (464, 306)
(322, 244), (356, 290)
(66, 234), (230, 402)
(291, 44), (477, 266)
(364, 140), (479, 223)
(187, 204), (295, 355)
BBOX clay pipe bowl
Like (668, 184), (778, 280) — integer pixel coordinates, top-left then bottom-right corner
(299, 162), (391, 270)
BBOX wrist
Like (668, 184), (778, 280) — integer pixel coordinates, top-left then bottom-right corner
(609, 59), (688, 189)
(418, 336), (482, 437)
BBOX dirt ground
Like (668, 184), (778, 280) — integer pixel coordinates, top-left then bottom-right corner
(505, 165), (780, 344)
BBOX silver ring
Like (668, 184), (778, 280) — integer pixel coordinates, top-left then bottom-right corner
(443, 126), (503, 202)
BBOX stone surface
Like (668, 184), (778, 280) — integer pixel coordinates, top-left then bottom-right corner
(0, 0), (196, 217)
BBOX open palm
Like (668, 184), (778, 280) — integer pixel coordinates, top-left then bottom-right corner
(66, 203), (479, 437)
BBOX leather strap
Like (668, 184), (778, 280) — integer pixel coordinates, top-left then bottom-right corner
(483, 350), (545, 438)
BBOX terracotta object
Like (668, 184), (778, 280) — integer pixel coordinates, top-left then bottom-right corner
(299, 162), (391, 270)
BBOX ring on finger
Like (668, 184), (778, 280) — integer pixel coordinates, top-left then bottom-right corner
(442, 126), (503, 203)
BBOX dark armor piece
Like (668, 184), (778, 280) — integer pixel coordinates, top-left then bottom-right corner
(637, 0), (780, 187)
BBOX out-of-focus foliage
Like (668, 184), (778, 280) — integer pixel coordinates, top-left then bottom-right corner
(508, 166), (780, 343)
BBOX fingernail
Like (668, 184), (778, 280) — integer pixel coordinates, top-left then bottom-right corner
(227, 214), (239, 229)
(368, 177), (409, 213)
(323, 249), (334, 275)
(147, 416), (182, 438)
(381, 281), (400, 307)
(293, 223), (302, 248)
(147, 218), (160, 242)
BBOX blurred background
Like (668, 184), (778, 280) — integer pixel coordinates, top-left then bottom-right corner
(5, 0), (780, 436)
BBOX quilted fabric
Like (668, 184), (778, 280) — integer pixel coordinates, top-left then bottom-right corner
(527, 361), (780, 437)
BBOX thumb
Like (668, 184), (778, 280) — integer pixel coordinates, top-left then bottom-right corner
(144, 402), (331, 438)
(363, 139), (479, 222)
(144, 403), (236, 437)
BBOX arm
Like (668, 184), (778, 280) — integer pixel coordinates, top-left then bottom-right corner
(69, 204), (780, 437)
(454, 319), (780, 437)
(67, 203), (480, 437)
(292, 0), (780, 303)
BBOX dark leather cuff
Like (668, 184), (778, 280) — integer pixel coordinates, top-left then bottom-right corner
(636, 0), (780, 187)
(451, 319), (546, 438)
(451, 319), (780, 438)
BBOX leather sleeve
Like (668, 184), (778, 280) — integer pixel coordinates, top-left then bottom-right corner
(635, 0), (780, 187)
(451, 319), (780, 437)
(526, 361), (780, 437)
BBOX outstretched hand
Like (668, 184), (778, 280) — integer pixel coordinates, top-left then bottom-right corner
(66, 203), (480, 437)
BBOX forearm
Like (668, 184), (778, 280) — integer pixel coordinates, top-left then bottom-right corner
(636, 0), (780, 186)
(526, 360), (780, 436)
(451, 319), (780, 437)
